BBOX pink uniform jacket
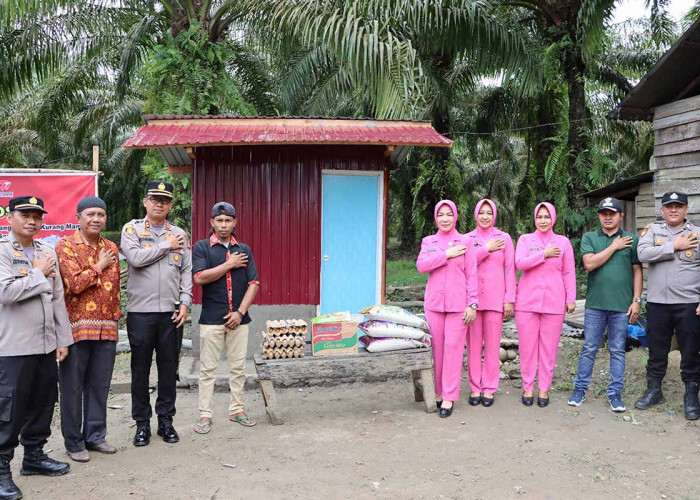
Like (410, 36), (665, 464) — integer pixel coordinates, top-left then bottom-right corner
(417, 201), (478, 313)
(514, 202), (576, 315)
(465, 199), (516, 312)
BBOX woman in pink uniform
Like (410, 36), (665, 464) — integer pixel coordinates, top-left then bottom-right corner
(464, 199), (516, 407)
(417, 200), (478, 418)
(514, 202), (576, 407)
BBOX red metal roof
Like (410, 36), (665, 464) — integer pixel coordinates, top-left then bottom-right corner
(122, 117), (452, 149)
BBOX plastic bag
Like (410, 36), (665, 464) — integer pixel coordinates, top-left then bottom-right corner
(359, 320), (428, 340)
(360, 305), (429, 331)
(359, 335), (431, 353)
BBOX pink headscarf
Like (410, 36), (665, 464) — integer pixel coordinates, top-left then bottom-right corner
(434, 199), (459, 244)
(534, 202), (557, 243)
(474, 198), (497, 238)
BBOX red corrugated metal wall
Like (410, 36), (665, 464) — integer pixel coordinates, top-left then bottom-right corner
(192, 145), (390, 305)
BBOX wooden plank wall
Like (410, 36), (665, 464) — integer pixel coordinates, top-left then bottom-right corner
(635, 182), (656, 232)
(653, 94), (700, 224)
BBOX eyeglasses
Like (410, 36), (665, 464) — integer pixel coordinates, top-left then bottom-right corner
(147, 197), (173, 206)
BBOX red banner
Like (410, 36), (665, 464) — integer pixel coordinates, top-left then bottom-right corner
(0, 171), (98, 247)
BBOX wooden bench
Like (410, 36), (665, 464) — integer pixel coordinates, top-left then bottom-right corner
(253, 346), (436, 425)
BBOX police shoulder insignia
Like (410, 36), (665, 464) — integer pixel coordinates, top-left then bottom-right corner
(640, 224), (651, 237)
(125, 226), (136, 235)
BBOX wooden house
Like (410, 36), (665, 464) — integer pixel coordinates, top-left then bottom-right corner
(604, 16), (700, 225)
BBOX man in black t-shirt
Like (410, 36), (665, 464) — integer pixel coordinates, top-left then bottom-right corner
(192, 202), (259, 434)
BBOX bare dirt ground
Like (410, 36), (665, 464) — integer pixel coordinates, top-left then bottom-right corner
(9, 341), (700, 500)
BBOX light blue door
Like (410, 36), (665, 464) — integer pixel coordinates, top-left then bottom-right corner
(321, 173), (380, 315)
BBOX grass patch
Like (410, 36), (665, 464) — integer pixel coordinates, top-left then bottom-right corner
(386, 259), (427, 287)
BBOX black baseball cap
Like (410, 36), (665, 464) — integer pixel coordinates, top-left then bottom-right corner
(211, 202), (236, 218)
(597, 197), (623, 213)
(661, 191), (688, 206)
(9, 196), (48, 214)
(146, 181), (174, 199)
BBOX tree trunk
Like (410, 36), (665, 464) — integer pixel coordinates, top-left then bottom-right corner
(564, 48), (590, 211)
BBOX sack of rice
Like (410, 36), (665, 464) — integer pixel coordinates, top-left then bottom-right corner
(360, 305), (429, 331)
(359, 335), (431, 353)
(358, 320), (428, 340)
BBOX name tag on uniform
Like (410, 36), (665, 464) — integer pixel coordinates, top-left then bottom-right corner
(426, 248), (438, 252)
(530, 246), (541, 251)
(12, 259), (29, 265)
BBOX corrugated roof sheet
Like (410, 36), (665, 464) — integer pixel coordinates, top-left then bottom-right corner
(141, 114), (432, 123)
(609, 16), (700, 121)
(122, 117), (452, 149)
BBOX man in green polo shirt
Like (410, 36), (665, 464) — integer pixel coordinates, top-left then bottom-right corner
(568, 197), (643, 412)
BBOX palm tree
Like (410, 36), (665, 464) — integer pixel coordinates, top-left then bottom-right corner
(1, 0), (275, 229)
(244, 0), (539, 245)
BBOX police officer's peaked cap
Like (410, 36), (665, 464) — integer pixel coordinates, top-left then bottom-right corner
(597, 197), (623, 213)
(9, 196), (48, 214)
(146, 181), (174, 199)
(661, 191), (688, 206)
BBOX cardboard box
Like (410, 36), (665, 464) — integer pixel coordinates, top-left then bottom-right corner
(311, 312), (359, 356)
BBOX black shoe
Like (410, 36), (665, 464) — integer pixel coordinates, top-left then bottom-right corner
(481, 395), (494, 407)
(0, 475), (21, 500)
(0, 460), (22, 500)
(634, 378), (665, 410)
(436, 401), (442, 410)
(521, 394), (533, 407)
(133, 422), (151, 447)
(20, 449), (69, 477)
(537, 396), (549, 407)
(468, 394), (482, 406)
(684, 381), (700, 421)
(438, 404), (454, 418)
(157, 419), (179, 444)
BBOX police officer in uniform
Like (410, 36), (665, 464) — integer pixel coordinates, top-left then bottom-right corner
(121, 182), (192, 446)
(0, 196), (74, 500)
(636, 191), (700, 420)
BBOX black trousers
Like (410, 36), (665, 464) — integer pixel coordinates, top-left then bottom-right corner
(127, 312), (179, 422)
(646, 302), (700, 383)
(59, 340), (116, 452)
(0, 353), (58, 461)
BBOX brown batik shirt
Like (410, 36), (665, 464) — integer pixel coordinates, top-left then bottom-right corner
(55, 230), (123, 342)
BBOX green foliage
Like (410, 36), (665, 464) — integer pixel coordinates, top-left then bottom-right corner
(136, 23), (259, 232)
(386, 259), (427, 287)
(0, 0), (690, 259)
(141, 23), (256, 116)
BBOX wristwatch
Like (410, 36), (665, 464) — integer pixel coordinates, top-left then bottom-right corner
(634, 298), (643, 305)
(469, 303), (478, 310)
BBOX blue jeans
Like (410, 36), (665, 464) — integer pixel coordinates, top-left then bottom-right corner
(573, 308), (629, 396)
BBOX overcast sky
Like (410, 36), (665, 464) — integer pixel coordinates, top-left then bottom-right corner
(612, 0), (696, 23)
